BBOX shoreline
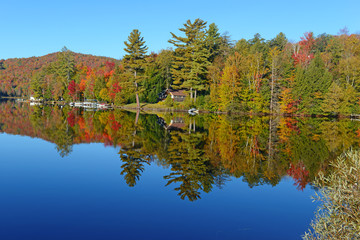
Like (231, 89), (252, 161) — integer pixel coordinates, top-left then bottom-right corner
(3, 97), (360, 119)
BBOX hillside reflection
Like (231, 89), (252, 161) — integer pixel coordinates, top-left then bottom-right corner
(1, 101), (360, 201)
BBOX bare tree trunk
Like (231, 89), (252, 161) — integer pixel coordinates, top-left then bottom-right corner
(135, 91), (140, 109)
(267, 117), (274, 175)
(134, 70), (140, 109)
(267, 117), (279, 177)
(190, 87), (193, 99)
(135, 109), (140, 125)
(166, 66), (170, 89)
(194, 89), (197, 103)
(270, 61), (275, 113)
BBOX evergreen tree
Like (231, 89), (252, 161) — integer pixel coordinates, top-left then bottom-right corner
(57, 47), (75, 93)
(269, 32), (287, 51)
(185, 31), (210, 101)
(168, 18), (210, 101)
(321, 82), (346, 115)
(123, 29), (148, 108)
(322, 82), (359, 115)
(157, 49), (174, 89)
(294, 54), (333, 114)
(30, 71), (45, 99)
(314, 33), (333, 53)
(94, 76), (106, 100)
(0, 60), (5, 70)
(205, 23), (221, 62)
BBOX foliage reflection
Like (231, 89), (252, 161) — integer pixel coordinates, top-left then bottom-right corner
(1, 101), (360, 201)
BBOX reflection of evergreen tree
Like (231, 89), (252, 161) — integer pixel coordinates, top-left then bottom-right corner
(213, 167), (230, 189)
(165, 131), (215, 201)
(49, 110), (74, 157)
(6, 100), (360, 196)
(30, 105), (74, 157)
(290, 120), (330, 179)
(30, 105), (45, 129)
(118, 112), (151, 187)
(119, 149), (149, 187)
(139, 114), (171, 163)
(53, 121), (73, 157)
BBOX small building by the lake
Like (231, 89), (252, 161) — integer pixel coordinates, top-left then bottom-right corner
(165, 89), (187, 102)
(29, 96), (41, 102)
(165, 117), (186, 131)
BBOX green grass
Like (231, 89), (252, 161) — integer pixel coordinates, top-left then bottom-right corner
(121, 102), (172, 109)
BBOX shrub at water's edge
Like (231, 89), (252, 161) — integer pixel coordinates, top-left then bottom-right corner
(303, 149), (360, 239)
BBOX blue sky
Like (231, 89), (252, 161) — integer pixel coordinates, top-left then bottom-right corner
(2, 0), (359, 60)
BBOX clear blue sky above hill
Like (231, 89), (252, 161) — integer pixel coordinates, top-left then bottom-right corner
(2, 0), (359, 60)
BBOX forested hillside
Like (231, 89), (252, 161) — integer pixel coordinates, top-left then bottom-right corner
(1, 19), (360, 116)
(0, 51), (118, 97)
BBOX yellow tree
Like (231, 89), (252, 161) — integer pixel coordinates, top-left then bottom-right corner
(338, 34), (360, 89)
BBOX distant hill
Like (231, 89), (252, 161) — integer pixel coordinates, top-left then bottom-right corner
(0, 52), (119, 97)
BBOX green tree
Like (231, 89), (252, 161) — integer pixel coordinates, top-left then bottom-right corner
(0, 60), (5, 70)
(94, 76), (106, 100)
(123, 29), (148, 108)
(157, 49), (174, 89)
(30, 71), (45, 99)
(57, 47), (76, 95)
(293, 54), (333, 114)
(184, 30), (210, 101)
(314, 33), (333, 53)
(269, 32), (287, 51)
(139, 53), (167, 103)
(205, 23), (222, 62)
(169, 18), (210, 101)
(321, 82), (344, 115)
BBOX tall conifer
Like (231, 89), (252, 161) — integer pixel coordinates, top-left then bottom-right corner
(169, 19), (210, 101)
(123, 29), (148, 108)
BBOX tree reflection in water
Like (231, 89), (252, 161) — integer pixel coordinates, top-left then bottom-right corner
(1, 101), (360, 201)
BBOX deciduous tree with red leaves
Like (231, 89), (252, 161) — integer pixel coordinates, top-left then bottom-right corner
(292, 32), (315, 68)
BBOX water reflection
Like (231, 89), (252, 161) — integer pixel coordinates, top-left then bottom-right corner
(1, 101), (360, 201)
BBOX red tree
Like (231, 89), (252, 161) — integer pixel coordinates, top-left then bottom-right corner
(292, 32), (315, 67)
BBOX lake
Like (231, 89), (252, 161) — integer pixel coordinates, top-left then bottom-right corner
(1, 101), (359, 239)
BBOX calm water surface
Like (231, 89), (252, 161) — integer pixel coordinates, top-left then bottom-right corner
(1, 101), (359, 239)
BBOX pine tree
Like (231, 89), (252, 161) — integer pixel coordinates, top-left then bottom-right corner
(205, 23), (221, 62)
(30, 71), (45, 99)
(269, 32), (287, 51)
(57, 47), (75, 92)
(0, 60), (5, 70)
(184, 31), (210, 101)
(168, 19), (210, 101)
(294, 54), (333, 114)
(123, 29), (148, 108)
(269, 47), (281, 113)
(321, 82), (346, 115)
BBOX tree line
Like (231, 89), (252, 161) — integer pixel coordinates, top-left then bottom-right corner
(1, 19), (360, 115)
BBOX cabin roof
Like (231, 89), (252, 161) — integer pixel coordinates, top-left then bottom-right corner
(166, 122), (186, 130)
(166, 89), (186, 96)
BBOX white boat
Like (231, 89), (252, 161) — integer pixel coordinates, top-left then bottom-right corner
(188, 108), (199, 115)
